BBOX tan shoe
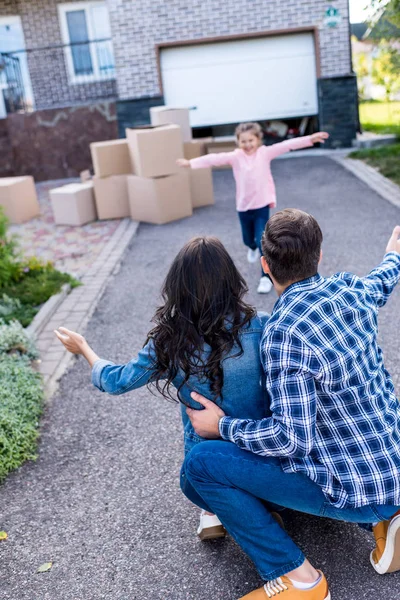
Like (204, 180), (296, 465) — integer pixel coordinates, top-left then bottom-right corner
(371, 510), (400, 574)
(239, 571), (330, 599)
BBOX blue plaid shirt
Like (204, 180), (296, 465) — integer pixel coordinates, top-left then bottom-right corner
(219, 252), (400, 509)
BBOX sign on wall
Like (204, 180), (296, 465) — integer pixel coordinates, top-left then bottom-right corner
(324, 6), (342, 28)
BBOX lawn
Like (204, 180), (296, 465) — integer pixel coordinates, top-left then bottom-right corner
(359, 101), (400, 136)
(349, 144), (400, 186)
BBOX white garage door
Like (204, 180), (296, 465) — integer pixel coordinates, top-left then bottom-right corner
(160, 33), (318, 127)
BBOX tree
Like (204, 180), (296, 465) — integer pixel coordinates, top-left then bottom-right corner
(372, 43), (400, 101)
(354, 49), (370, 99)
(371, 0), (400, 30)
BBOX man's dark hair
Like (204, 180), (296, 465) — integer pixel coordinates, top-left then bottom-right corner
(261, 208), (323, 285)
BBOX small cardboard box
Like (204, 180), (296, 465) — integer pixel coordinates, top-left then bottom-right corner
(190, 168), (214, 208)
(184, 138), (213, 160)
(90, 139), (132, 178)
(126, 124), (183, 178)
(128, 171), (192, 225)
(93, 175), (130, 220)
(150, 106), (192, 142)
(50, 181), (97, 226)
(0, 176), (39, 224)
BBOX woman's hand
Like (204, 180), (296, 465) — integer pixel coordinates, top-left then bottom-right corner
(176, 158), (191, 168)
(54, 327), (87, 354)
(310, 131), (329, 144)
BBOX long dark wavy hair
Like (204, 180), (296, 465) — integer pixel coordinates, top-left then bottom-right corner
(146, 236), (256, 403)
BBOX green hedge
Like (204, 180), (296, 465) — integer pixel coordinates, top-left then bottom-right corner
(0, 320), (44, 483)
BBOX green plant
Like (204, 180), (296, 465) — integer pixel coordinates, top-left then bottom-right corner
(0, 320), (43, 482)
(0, 207), (22, 288)
(372, 44), (400, 102)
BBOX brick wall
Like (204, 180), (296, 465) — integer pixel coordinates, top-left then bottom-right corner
(4, 101), (118, 181)
(0, 119), (13, 177)
(0, 0), (117, 109)
(107, 0), (352, 99)
(318, 75), (360, 148)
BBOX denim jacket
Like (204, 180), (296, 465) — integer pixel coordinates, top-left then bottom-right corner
(92, 313), (270, 454)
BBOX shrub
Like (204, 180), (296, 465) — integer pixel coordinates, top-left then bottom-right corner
(0, 319), (44, 482)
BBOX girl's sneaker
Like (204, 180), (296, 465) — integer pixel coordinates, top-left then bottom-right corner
(247, 248), (260, 263)
(257, 276), (273, 294)
(197, 510), (226, 541)
(370, 510), (400, 574)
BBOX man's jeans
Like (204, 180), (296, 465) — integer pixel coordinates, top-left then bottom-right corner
(181, 441), (400, 581)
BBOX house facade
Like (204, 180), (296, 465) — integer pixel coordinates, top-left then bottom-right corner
(0, 0), (359, 149)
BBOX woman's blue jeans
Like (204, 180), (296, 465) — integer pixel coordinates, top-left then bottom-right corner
(181, 441), (400, 581)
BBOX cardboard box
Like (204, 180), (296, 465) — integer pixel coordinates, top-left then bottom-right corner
(90, 139), (132, 178)
(150, 106), (192, 142)
(190, 168), (214, 208)
(93, 175), (130, 220)
(126, 124), (183, 178)
(0, 176), (39, 224)
(128, 171), (192, 225)
(50, 182), (97, 226)
(184, 138), (213, 160)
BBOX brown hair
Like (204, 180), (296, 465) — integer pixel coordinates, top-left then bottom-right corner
(235, 122), (263, 141)
(147, 236), (256, 402)
(261, 209), (323, 285)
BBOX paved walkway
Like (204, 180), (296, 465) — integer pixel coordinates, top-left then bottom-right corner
(1, 157), (400, 599)
(9, 179), (122, 278)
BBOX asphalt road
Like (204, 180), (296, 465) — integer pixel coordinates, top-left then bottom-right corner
(1, 156), (400, 600)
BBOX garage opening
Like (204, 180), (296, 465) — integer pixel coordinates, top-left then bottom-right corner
(160, 31), (319, 137)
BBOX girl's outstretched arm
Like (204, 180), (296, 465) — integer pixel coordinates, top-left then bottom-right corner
(266, 131), (329, 160)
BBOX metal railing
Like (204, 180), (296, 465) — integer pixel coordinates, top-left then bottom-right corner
(0, 52), (28, 113)
(1, 38), (117, 113)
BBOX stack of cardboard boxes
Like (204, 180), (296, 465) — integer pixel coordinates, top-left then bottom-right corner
(48, 106), (215, 227)
(150, 107), (214, 210)
(126, 123), (192, 225)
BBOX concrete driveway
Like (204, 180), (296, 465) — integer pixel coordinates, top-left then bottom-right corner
(1, 156), (400, 599)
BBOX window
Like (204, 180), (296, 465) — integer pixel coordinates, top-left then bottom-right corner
(58, 2), (115, 83)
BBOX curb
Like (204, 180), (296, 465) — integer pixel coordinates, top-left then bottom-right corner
(26, 283), (71, 339)
(331, 157), (400, 210)
(34, 218), (139, 398)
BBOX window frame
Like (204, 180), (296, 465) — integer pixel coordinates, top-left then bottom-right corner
(58, 1), (115, 84)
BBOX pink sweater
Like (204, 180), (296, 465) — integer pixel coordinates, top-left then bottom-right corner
(190, 136), (314, 211)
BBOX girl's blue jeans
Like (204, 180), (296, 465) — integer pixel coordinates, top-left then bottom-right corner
(181, 441), (400, 581)
(238, 206), (270, 277)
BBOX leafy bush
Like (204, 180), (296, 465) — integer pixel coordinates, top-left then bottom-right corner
(0, 320), (44, 483)
(0, 207), (79, 326)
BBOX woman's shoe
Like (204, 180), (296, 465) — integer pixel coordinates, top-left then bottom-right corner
(197, 510), (226, 541)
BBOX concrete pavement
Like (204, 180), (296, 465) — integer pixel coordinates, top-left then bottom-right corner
(1, 156), (400, 599)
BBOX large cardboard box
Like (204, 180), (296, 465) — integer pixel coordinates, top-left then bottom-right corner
(184, 138), (213, 160)
(190, 168), (214, 208)
(50, 182), (97, 226)
(0, 176), (39, 224)
(93, 175), (130, 220)
(128, 171), (192, 225)
(150, 106), (192, 142)
(126, 124), (183, 178)
(90, 139), (132, 178)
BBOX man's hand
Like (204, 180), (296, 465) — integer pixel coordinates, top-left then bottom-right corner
(186, 392), (226, 439)
(310, 131), (329, 144)
(385, 225), (400, 255)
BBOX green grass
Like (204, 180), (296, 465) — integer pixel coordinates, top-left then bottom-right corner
(0, 267), (79, 327)
(359, 101), (400, 136)
(349, 144), (400, 186)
